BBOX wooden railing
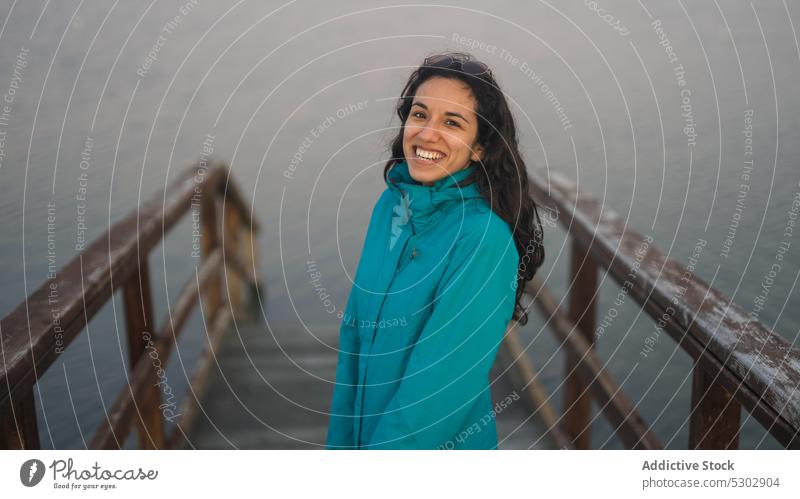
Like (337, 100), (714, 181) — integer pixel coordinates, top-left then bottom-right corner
(0, 159), (260, 449)
(501, 169), (800, 450)
(4, 155), (797, 451)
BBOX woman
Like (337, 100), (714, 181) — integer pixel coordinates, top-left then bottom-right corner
(326, 52), (545, 450)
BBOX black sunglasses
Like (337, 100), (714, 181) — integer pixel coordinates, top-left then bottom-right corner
(423, 54), (491, 77)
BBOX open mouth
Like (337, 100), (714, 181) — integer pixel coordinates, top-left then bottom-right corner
(413, 146), (447, 165)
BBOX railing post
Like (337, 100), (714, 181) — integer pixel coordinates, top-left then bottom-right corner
(563, 238), (598, 449)
(122, 259), (165, 449)
(0, 388), (40, 449)
(689, 361), (741, 449)
(243, 215), (261, 301)
(223, 198), (242, 314)
(201, 194), (221, 322)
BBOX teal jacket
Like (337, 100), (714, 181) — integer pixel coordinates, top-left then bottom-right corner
(325, 160), (519, 449)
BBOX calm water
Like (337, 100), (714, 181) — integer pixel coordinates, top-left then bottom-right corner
(1, 0), (798, 449)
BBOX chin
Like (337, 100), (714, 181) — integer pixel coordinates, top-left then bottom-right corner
(407, 160), (444, 185)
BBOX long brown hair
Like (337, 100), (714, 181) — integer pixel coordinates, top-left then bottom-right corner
(383, 51), (545, 326)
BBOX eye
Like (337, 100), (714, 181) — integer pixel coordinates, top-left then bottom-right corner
(445, 119), (461, 128)
(411, 111), (425, 119)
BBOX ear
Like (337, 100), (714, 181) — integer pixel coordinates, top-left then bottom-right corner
(470, 143), (485, 162)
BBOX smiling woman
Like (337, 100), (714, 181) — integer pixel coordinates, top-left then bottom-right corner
(326, 51), (546, 450)
(403, 77), (484, 186)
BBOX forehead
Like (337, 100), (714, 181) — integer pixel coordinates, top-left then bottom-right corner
(412, 76), (477, 114)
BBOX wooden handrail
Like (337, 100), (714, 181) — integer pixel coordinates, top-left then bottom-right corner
(0, 158), (260, 449)
(501, 167), (800, 449)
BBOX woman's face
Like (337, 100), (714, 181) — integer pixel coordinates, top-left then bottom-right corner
(402, 76), (484, 186)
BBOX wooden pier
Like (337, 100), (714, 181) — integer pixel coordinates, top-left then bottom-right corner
(180, 321), (555, 449)
(2, 159), (799, 450)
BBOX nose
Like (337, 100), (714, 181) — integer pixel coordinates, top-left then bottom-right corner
(417, 123), (441, 142)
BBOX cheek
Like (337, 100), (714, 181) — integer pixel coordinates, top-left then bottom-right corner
(462, 130), (480, 156)
(447, 133), (470, 157)
(403, 126), (417, 142)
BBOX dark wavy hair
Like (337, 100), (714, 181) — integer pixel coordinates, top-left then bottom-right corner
(383, 51), (545, 326)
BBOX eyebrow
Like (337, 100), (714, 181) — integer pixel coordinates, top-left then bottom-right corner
(411, 101), (470, 124)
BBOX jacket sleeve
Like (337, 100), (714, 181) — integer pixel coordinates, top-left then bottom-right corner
(325, 285), (360, 449)
(366, 223), (519, 449)
(325, 190), (391, 449)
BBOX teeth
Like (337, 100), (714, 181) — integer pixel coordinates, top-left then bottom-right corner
(415, 147), (444, 161)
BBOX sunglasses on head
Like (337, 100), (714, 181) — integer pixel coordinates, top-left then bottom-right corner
(423, 54), (491, 77)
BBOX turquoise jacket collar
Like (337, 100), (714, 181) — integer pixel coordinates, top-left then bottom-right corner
(386, 160), (481, 233)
